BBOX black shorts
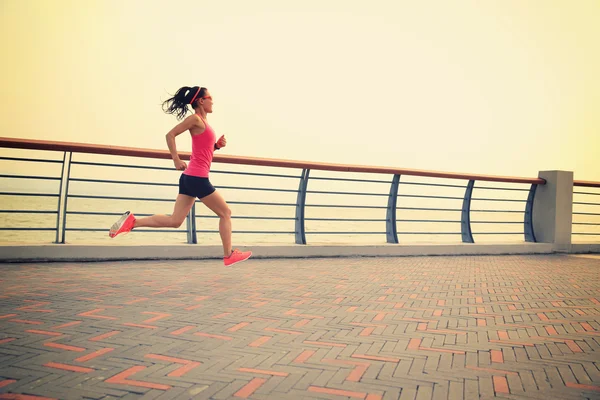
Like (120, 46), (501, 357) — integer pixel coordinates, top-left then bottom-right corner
(178, 174), (216, 199)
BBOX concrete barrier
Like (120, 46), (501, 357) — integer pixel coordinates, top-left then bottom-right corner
(0, 242), (559, 262)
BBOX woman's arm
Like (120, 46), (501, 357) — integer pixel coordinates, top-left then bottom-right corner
(165, 115), (202, 170)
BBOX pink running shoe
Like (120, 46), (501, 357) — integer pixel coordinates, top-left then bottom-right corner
(109, 211), (136, 238)
(224, 249), (252, 267)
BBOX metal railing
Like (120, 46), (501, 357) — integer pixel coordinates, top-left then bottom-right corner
(572, 180), (600, 239)
(0, 137), (555, 245)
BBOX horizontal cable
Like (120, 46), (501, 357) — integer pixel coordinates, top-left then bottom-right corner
(305, 218), (385, 222)
(0, 174), (61, 181)
(397, 219), (458, 223)
(197, 230), (294, 234)
(0, 210), (57, 214)
(0, 157), (63, 164)
(216, 186), (298, 193)
(0, 192), (59, 197)
(400, 181), (465, 189)
(68, 194), (173, 202)
(573, 212), (600, 216)
(306, 231), (384, 234)
(197, 215), (295, 221)
(67, 211), (154, 216)
(471, 197), (526, 202)
(306, 204), (386, 209)
(572, 222), (600, 226)
(65, 228), (187, 233)
(399, 194), (462, 200)
(307, 190), (387, 197)
(397, 207), (462, 212)
(573, 202), (600, 206)
(310, 176), (390, 184)
(398, 232), (458, 235)
(0, 228), (56, 231)
(473, 186), (529, 192)
(225, 201), (297, 207)
(471, 209), (523, 213)
(70, 178), (177, 187)
(473, 232), (522, 235)
(211, 169), (300, 179)
(572, 232), (600, 235)
(471, 221), (522, 224)
(573, 191), (600, 196)
(71, 160), (175, 171)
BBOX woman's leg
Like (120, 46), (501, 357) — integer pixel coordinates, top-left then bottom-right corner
(199, 190), (232, 257)
(134, 194), (196, 228)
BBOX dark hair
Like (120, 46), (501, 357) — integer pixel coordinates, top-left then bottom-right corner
(162, 86), (207, 120)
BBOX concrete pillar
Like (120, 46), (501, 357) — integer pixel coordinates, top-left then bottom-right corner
(532, 171), (573, 252)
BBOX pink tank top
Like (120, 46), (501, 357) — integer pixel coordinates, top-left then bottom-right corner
(183, 115), (215, 178)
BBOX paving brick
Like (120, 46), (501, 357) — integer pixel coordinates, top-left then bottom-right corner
(272, 371), (306, 393)
(531, 368), (552, 391)
(251, 389), (316, 400)
(398, 386), (417, 400)
(415, 386), (433, 400)
(448, 380), (463, 400)
(431, 382), (448, 400)
(310, 369), (340, 387)
(478, 376), (495, 398)
(292, 369), (323, 390)
(507, 373), (525, 394)
(545, 366), (565, 389)
(184, 381), (229, 400)
(518, 369), (539, 394)
(569, 362), (594, 384)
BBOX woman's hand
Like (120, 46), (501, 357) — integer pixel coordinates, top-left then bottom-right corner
(174, 159), (187, 170)
(216, 135), (227, 149)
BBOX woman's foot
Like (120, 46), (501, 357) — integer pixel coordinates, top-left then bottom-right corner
(224, 249), (252, 266)
(109, 211), (136, 238)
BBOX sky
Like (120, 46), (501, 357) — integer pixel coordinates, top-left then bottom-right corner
(1, 0), (599, 181)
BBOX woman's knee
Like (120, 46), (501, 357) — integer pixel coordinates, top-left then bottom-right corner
(171, 216), (186, 228)
(218, 206), (231, 219)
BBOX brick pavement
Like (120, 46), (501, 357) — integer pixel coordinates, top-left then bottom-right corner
(0, 254), (598, 400)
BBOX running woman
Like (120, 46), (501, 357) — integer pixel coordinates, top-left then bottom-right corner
(109, 86), (252, 267)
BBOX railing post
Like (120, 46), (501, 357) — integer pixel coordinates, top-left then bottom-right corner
(524, 184), (537, 242)
(386, 174), (400, 243)
(186, 202), (197, 244)
(461, 180), (475, 243)
(532, 171), (573, 252)
(54, 152), (68, 244)
(60, 152), (73, 244)
(186, 210), (192, 244)
(295, 168), (310, 245)
(191, 203), (197, 244)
